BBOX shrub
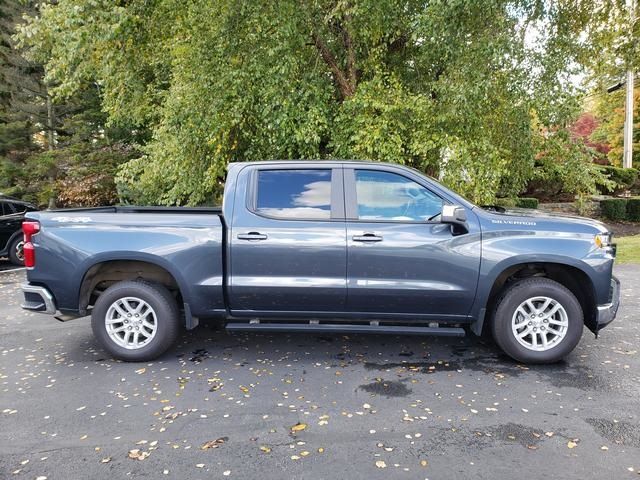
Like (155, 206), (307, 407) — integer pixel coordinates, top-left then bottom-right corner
(600, 198), (628, 221)
(627, 198), (640, 222)
(599, 166), (639, 195)
(495, 197), (517, 208)
(515, 197), (539, 209)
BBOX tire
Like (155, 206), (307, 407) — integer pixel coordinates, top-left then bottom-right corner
(491, 277), (583, 364)
(7, 236), (24, 266)
(91, 280), (180, 362)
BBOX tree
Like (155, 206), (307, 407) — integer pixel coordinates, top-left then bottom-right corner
(17, 0), (612, 205)
(592, 87), (640, 168)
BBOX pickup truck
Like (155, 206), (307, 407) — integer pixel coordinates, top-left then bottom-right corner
(20, 161), (620, 364)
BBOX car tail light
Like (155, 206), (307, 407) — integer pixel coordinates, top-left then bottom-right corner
(22, 220), (40, 268)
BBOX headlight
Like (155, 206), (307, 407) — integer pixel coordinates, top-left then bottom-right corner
(595, 232), (613, 249)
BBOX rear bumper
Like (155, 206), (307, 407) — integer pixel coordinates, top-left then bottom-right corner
(21, 283), (57, 315)
(596, 276), (620, 330)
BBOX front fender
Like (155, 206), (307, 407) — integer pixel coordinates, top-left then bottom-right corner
(469, 231), (613, 334)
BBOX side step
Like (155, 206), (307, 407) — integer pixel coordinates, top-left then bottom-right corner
(225, 322), (465, 337)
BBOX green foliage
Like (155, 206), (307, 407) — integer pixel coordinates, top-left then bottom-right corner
(526, 127), (612, 201)
(515, 198), (539, 209)
(599, 166), (639, 195)
(600, 198), (628, 221)
(14, 0), (606, 206)
(627, 198), (640, 223)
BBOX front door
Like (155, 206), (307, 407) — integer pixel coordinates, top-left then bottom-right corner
(229, 166), (347, 314)
(344, 168), (480, 319)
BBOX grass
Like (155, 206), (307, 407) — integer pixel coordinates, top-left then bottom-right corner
(616, 235), (640, 264)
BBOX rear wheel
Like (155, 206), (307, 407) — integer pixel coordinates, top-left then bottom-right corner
(491, 277), (583, 364)
(7, 236), (24, 266)
(91, 281), (180, 362)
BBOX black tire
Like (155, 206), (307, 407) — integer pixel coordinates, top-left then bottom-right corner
(91, 280), (180, 362)
(7, 236), (24, 266)
(491, 277), (583, 364)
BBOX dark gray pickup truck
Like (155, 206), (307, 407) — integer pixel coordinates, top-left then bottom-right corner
(21, 161), (620, 363)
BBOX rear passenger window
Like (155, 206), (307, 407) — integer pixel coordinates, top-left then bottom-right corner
(255, 169), (332, 219)
(8, 203), (22, 214)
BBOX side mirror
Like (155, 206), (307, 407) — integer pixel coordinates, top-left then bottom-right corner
(441, 204), (468, 233)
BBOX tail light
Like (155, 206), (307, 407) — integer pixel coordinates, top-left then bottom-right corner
(22, 220), (40, 268)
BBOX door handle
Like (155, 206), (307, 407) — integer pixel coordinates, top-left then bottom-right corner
(352, 233), (383, 242)
(237, 232), (268, 241)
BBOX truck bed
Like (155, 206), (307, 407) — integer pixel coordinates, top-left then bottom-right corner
(24, 207), (226, 319)
(45, 205), (223, 214)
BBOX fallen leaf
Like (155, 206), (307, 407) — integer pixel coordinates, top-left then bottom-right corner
(201, 437), (228, 450)
(260, 446), (271, 453)
(128, 449), (150, 461)
(567, 441), (578, 449)
(420, 460), (429, 467)
(300, 451), (310, 457)
(290, 423), (307, 433)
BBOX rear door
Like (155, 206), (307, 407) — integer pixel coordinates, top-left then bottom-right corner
(228, 165), (347, 314)
(344, 167), (481, 320)
(0, 202), (16, 251)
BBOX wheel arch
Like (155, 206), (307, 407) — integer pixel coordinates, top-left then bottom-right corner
(77, 255), (192, 323)
(476, 260), (597, 334)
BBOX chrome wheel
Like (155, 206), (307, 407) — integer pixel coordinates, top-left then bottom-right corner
(15, 240), (24, 262)
(511, 296), (568, 352)
(105, 297), (157, 350)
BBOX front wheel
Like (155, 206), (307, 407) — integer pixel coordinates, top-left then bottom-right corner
(491, 277), (583, 364)
(91, 281), (180, 362)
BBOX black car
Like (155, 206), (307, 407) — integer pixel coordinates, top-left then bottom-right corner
(0, 196), (37, 265)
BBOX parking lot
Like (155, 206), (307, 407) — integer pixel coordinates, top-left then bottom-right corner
(1, 262), (639, 479)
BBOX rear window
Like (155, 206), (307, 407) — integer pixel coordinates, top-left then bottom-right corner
(255, 169), (332, 219)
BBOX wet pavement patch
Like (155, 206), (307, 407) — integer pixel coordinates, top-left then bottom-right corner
(484, 422), (547, 448)
(358, 379), (412, 397)
(364, 360), (463, 374)
(586, 418), (640, 447)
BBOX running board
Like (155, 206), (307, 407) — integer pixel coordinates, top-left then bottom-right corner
(225, 322), (465, 337)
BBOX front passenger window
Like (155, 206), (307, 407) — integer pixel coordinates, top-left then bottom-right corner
(355, 170), (443, 222)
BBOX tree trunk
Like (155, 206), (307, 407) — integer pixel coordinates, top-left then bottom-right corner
(46, 92), (57, 209)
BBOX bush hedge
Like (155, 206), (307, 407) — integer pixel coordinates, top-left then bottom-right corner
(515, 197), (539, 209)
(599, 166), (639, 194)
(600, 198), (628, 221)
(627, 198), (640, 222)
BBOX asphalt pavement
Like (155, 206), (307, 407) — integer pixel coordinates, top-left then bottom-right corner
(1, 262), (639, 479)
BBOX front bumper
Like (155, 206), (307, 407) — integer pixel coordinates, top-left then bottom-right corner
(596, 276), (620, 330)
(21, 283), (57, 315)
